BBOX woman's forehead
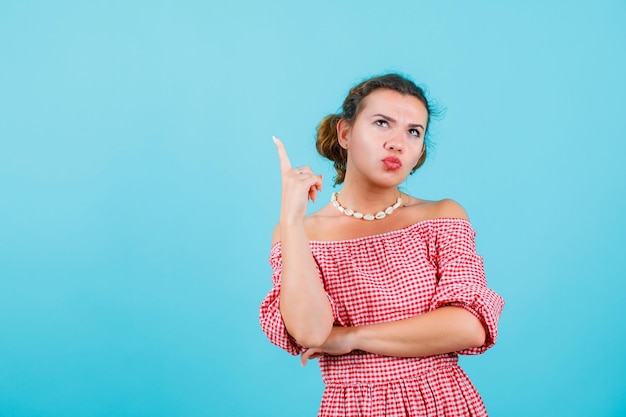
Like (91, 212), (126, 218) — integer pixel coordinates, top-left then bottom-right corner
(360, 89), (429, 122)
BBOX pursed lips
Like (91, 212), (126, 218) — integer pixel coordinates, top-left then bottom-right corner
(382, 157), (402, 170)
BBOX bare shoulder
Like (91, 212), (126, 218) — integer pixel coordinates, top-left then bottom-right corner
(407, 197), (468, 222)
(431, 198), (469, 220)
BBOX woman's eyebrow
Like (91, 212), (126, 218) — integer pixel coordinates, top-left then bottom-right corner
(372, 113), (394, 121)
(408, 123), (425, 131)
(372, 113), (424, 130)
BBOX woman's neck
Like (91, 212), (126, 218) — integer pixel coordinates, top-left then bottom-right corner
(333, 185), (403, 216)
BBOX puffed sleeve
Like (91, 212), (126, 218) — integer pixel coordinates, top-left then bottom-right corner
(429, 220), (504, 355)
(259, 243), (339, 356)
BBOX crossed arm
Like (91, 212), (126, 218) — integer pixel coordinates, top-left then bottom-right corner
(299, 305), (486, 365)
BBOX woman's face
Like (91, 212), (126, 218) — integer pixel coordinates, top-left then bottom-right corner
(339, 88), (428, 187)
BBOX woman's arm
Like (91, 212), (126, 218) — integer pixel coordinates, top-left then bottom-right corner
(276, 222), (334, 348)
(351, 306), (486, 356)
(300, 306), (485, 364)
(273, 137), (334, 348)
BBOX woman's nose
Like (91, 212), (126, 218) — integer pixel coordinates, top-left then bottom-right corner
(384, 134), (403, 152)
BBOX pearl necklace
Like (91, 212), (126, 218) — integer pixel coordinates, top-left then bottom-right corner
(331, 192), (403, 221)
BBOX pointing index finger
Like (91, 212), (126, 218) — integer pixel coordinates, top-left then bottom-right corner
(273, 136), (292, 173)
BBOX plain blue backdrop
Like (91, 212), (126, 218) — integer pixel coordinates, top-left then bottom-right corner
(1, 1), (625, 416)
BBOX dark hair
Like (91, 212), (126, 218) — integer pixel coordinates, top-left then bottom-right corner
(316, 73), (436, 185)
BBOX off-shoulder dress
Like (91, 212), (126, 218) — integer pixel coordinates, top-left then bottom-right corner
(260, 218), (505, 417)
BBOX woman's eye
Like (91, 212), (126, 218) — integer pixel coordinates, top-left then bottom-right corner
(409, 129), (421, 138)
(375, 120), (388, 127)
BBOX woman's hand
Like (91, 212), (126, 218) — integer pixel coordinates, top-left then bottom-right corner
(274, 136), (323, 223)
(300, 326), (355, 366)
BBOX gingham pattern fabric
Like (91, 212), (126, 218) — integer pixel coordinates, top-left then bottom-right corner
(260, 218), (504, 417)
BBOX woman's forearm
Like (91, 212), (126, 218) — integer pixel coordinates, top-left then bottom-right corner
(279, 220), (334, 348)
(350, 306), (486, 357)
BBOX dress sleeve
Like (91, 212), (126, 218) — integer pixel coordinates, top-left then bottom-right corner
(429, 220), (505, 355)
(259, 243), (338, 356)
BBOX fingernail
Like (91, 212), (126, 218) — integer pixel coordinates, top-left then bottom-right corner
(272, 136), (278, 143)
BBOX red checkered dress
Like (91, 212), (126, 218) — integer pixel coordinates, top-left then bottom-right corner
(260, 218), (504, 417)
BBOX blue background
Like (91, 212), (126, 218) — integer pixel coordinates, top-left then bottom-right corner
(1, 1), (625, 416)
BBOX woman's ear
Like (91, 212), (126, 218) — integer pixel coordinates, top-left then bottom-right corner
(337, 118), (350, 149)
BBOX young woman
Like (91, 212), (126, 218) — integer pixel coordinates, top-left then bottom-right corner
(260, 74), (504, 416)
